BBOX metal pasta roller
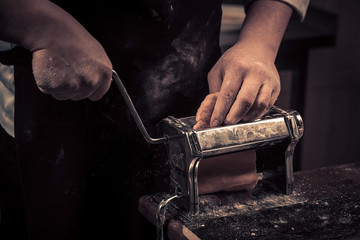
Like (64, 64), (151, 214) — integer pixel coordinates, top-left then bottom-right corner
(112, 71), (304, 216)
(157, 106), (303, 214)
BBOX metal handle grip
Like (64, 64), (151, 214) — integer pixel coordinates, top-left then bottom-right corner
(112, 70), (168, 144)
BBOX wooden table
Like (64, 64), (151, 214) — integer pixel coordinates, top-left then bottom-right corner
(139, 163), (360, 239)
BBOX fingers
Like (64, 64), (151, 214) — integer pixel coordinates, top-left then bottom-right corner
(220, 74), (261, 125)
(195, 93), (218, 122)
(269, 86), (280, 108)
(88, 81), (111, 101)
(222, 80), (279, 125)
(242, 85), (279, 122)
(40, 72), (112, 101)
(195, 75), (278, 130)
(193, 93), (218, 130)
(32, 47), (113, 102)
(207, 67), (222, 93)
(209, 73), (243, 127)
(88, 71), (113, 101)
(241, 86), (271, 122)
(209, 71), (280, 127)
(193, 121), (210, 131)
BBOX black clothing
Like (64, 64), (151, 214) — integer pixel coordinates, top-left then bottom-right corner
(2, 1), (223, 239)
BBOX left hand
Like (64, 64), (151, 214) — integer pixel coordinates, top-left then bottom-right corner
(207, 43), (280, 127)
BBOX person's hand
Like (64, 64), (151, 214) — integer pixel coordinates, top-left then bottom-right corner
(32, 40), (113, 101)
(0, 0), (113, 101)
(202, 0), (292, 127)
(206, 43), (280, 127)
(193, 92), (218, 130)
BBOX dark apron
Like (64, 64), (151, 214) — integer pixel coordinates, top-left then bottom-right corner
(10, 1), (222, 239)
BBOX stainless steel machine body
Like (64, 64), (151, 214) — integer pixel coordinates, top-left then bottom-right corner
(158, 106), (304, 214)
(112, 70), (304, 216)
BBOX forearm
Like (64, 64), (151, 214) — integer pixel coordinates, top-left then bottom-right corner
(0, 0), (96, 52)
(236, 0), (293, 62)
(0, 0), (113, 101)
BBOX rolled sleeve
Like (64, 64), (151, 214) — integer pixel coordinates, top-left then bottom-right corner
(243, 0), (310, 22)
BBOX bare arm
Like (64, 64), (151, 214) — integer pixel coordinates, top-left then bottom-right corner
(194, 0), (293, 194)
(206, 0), (293, 127)
(0, 0), (112, 101)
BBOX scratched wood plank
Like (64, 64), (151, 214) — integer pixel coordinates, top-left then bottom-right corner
(139, 163), (360, 240)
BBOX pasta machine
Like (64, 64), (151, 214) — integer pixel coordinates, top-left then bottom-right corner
(112, 71), (304, 216)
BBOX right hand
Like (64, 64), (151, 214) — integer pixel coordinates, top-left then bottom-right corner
(32, 41), (113, 101)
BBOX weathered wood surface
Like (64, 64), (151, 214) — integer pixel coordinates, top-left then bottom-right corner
(139, 163), (360, 239)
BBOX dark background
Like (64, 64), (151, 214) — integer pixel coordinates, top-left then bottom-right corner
(295, 0), (360, 170)
(222, 0), (360, 171)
